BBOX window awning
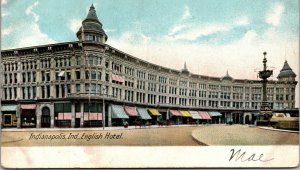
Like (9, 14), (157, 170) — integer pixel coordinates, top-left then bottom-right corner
(21, 104), (36, 110)
(112, 74), (124, 83)
(180, 111), (192, 117)
(1, 105), (17, 111)
(189, 111), (202, 119)
(84, 112), (102, 120)
(58, 112), (72, 120)
(209, 111), (222, 116)
(170, 110), (182, 116)
(148, 108), (161, 116)
(124, 106), (138, 116)
(111, 105), (129, 119)
(199, 111), (211, 120)
(137, 107), (152, 120)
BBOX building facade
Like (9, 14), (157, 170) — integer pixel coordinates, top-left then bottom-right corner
(1, 5), (298, 128)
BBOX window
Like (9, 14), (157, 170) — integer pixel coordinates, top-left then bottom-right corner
(76, 71), (81, 79)
(76, 56), (81, 65)
(91, 71), (96, 79)
(76, 84), (80, 93)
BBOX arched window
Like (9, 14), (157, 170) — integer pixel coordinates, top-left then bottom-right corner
(91, 70), (96, 79)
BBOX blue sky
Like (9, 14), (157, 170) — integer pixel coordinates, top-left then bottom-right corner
(1, 0), (299, 105)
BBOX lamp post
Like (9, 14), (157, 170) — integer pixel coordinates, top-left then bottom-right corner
(257, 52), (273, 126)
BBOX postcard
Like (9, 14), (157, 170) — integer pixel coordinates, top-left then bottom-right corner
(1, 0), (299, 168)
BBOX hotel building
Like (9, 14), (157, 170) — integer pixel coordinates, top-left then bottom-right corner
(1, 5), (298, 128)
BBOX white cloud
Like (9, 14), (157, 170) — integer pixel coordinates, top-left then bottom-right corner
(2, 26), (14, 36)
(181, 5), (191, 21)
(25, 1), (39, 22)
(1, 0), (7, 5)
(3, 1), (56, 49)
(167, 5), (250, 41)
(266, 3), (285, 26)
(2, 11), (8, 17)
(235, 16), (249, 26)
(168, 5), (191, 36)
(68, 19), (82, 33)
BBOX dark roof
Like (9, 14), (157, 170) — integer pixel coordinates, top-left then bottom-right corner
(222, 70), (233, 81)
(76, 4), (107, 41)
(181, 62), (190, 74)
(277, 60), (296, 79)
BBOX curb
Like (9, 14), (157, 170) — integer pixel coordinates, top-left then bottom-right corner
(258, 127), (299, 133)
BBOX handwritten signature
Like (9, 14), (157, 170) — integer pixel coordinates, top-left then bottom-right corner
(229, 149), (274, 162)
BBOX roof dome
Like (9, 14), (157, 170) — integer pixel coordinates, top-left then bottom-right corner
(277, 60), (296, 79)
(181, 62), (190, 74)
(76, 4), (108, 43)
(222, 70), (233, 81)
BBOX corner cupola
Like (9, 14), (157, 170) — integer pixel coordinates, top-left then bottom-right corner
(277, 60), (296, 81)
(76, 4), (108, 43)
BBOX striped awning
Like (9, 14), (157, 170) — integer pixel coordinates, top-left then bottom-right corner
(148, 108), (161, 116)
(111, 105), (129, 119)
(180, 111), (192, 117)
(84, 112), (102, 120)
(1, 105), (17, 111)
(199, 111), (211, 120)
(170, 110), (182, 116)
(124, 106), (138, 116)
(112, 74), (124, 83)
(21, 104), (36, 110)
(58, 113), (72, 120)
(137, 107), (152, 120)
(189, 111), (202, 119)
(209, 111), (222, 116)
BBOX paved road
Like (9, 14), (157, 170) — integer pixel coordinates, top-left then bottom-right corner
(1, 126), (201, 146)
(192, 124), (299, 145)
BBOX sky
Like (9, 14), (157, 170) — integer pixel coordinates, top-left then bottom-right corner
(1, 0), (299, 107)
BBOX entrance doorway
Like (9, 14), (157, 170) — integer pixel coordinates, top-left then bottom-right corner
(41, 107), (51, 128)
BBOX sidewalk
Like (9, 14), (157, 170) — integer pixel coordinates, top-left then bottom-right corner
(1, 124), (198, 132)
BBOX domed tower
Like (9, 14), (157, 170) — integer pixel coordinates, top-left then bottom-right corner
(277, 60), (296, 81)
(76, 4), (108, 43)
(181, 62), (190, 74)
(222, 70), (233, 81)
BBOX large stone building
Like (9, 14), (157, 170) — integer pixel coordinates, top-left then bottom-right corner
(1, 4), (298, 128)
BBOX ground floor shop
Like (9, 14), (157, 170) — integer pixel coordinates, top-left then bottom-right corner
(1, 101), (290, 128)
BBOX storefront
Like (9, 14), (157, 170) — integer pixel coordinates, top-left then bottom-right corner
(83, 103), (102, 127)
(111, 104), (129, 126)
(124, 106), (138, 125)
(209, 111), (222, 124)
(180, 110), (192, 124)
(189, 111), (202, 124)
(147, 108), (161, 125)
(198, 111), (211, 124)
(136, 107), (152, 123)
(20, 104), (37, 128)
(169, 110), (182, 125)
(1, 105), (18, 128)
(83, 112), (102, 127)
(54, 103), (71, 128)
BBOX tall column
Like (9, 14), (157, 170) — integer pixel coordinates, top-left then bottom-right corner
(80, 102), (84, 127)
(71, 103), (75, 128)
(17, 105), (21, 128)
(50, 103), (54, 128)
(36, 104), (41, 128)
(108, 103), (112, 127)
